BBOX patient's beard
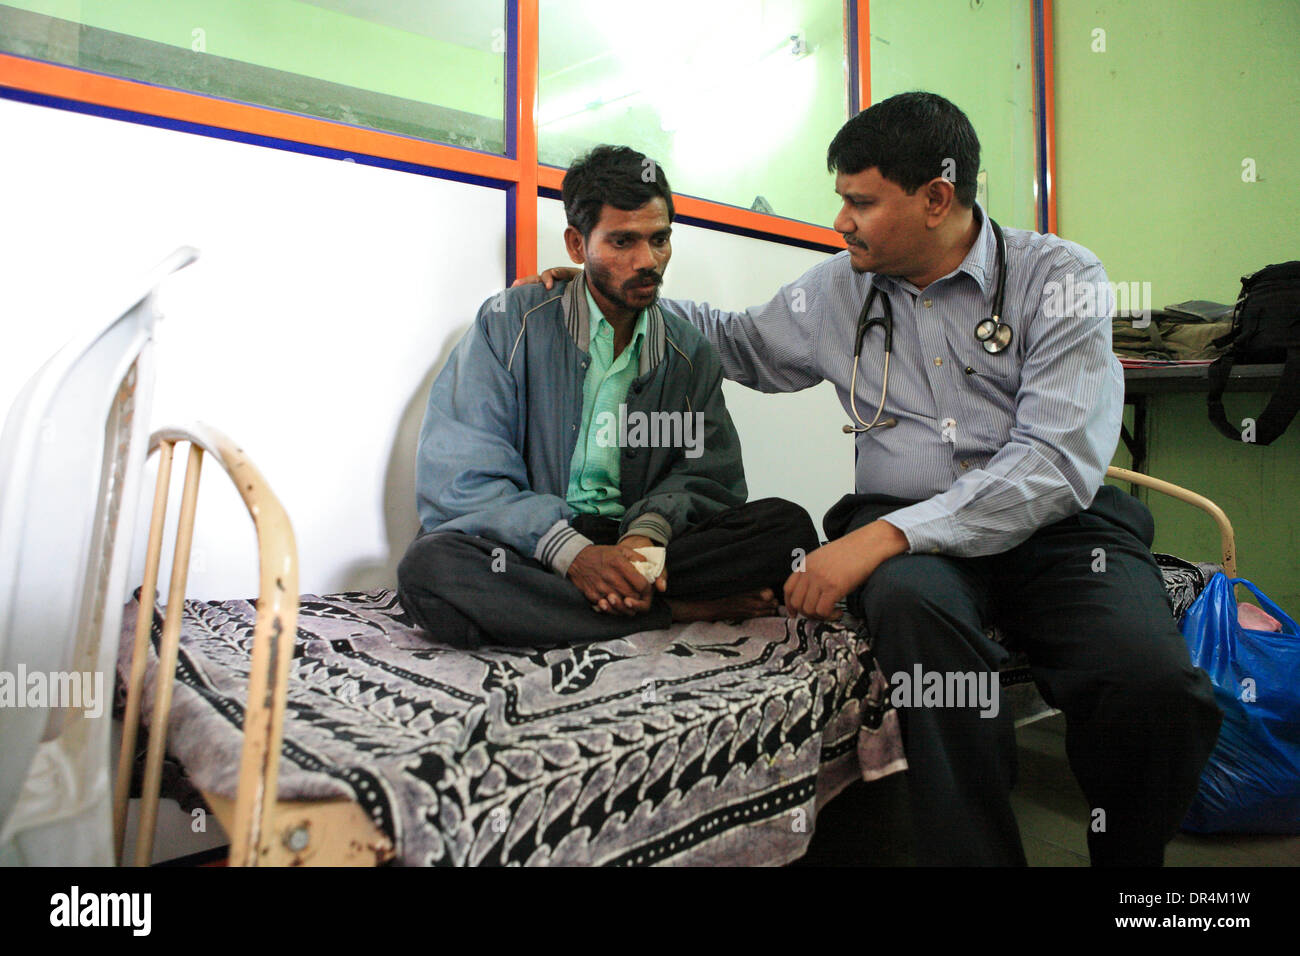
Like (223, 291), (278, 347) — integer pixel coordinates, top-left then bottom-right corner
(586, 262), (660, 319)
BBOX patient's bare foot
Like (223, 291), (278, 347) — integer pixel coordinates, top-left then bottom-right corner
(666, 588), (779, 623)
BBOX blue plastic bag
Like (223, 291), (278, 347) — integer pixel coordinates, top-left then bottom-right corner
(1179, 573), (1300, 833)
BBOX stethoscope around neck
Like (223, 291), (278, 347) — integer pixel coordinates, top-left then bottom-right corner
(844, 218), (1010, 434)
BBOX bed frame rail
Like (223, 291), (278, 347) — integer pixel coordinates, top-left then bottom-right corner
(113, 424), (299, 867)
(1106, 465), (1237, 576)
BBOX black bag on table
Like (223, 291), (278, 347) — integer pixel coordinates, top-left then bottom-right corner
(1206, 261), (1300, 445)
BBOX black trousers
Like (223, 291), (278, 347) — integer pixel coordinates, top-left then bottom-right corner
(397, 497), (819, 649)
(827, 485), (1222, 866)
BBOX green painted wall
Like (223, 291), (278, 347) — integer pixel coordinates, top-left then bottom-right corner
(869, 0), (1039, 231)
(1055, 0), (1300, 611)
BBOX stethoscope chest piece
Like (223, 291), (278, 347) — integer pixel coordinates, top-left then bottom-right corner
(974, 316), (1013, 353)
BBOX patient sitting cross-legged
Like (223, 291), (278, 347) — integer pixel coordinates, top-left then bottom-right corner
(397, 145), (819, 648)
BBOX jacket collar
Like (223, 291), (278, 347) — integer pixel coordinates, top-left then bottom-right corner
(562, 271), (666, 376)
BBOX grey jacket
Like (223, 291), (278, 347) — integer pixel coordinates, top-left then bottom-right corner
(415, 274), (747, 575)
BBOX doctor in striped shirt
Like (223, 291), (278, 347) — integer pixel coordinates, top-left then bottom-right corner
(521, 92), (1220, 867)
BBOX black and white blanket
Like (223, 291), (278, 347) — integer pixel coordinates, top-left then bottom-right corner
(116, 554), (1213, 866)
(119, 591), (898, 866)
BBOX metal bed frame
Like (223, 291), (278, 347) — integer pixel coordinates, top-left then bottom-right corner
(113, 424), (392, 866)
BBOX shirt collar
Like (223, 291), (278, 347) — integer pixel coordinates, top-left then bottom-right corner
(955, 201), (996, 294)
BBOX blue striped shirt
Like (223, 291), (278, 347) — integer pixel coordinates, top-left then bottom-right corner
(667, 204), (1124, 556)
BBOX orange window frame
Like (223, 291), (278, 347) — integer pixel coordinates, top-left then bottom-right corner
(0, 1), (1056, 279)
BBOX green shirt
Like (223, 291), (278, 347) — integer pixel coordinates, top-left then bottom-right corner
(566, 285), (647, 517)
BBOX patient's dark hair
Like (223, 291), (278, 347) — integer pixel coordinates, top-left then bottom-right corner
(562, 145), (675, 239)
(827, 91), (981, 208)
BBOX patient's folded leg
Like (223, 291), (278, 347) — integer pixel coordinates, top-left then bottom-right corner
(396, 531), (671, 648)
(664, 497), (821, 602)
(396, 498), (818, 646)
(394, 587), (486, 649)
(664, 590), (781, 623)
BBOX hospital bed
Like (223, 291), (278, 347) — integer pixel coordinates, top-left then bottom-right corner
(113, 424), (883, 865)
(110, 431), (1235, 866)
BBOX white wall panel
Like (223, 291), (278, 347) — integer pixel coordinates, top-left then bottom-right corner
(538, 198), (852, 534)
(0, 97), (505, 598)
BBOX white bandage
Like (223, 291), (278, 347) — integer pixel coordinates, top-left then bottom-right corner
(630, 546), (665, 583)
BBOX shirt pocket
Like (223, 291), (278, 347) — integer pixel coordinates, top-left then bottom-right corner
(943, 324), (1020, 390)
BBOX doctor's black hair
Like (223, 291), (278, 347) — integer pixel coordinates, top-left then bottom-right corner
(562, 145), (675, 239)
(827, 91), (981, 208)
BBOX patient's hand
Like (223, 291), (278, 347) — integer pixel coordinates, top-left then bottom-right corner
(618, 534), (668, 596)
(567, 544), (655, 616)
(511, 267), (580, 290)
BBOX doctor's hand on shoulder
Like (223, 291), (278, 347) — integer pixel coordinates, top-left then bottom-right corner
(512, 267), (580, 289)
(784, 520), (909, 621)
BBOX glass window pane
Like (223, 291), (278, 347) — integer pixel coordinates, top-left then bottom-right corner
(539, 0), (849, 227)
(0, 1), (507, 154)
(869, 0), (1038, 231)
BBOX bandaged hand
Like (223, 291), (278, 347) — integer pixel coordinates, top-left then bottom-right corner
(618, 534), (668, 594)
(567, 544), (655, 615)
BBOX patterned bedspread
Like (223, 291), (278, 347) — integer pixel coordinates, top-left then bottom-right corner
(116, 553), (1214, 867)
(118, 590), (898, 866)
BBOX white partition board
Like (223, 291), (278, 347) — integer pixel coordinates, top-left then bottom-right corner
(0, 97), (506, 598)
